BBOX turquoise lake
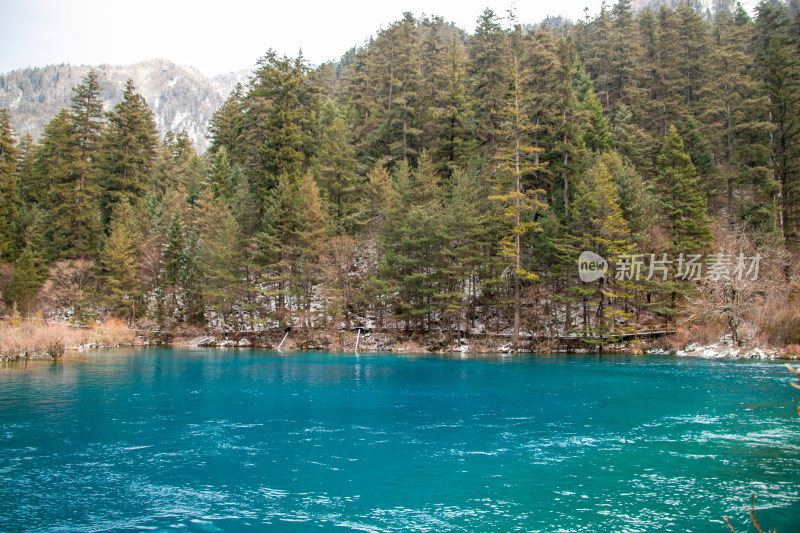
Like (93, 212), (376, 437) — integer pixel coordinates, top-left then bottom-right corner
(0, 349), (798, 532)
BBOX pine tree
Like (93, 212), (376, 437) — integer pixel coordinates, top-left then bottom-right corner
(558, 153), (635, 336)
(377, 156), (445, 331)
(99, 79), (159, 224)
(159, 215), (185, 320)
(15, 134), (40, 206)
(608, 0), (644, 114)
(521, 27), (560, 195)
(69, 69), (104, 198)
(489, 44), (547, 346)
(436, 34), (475, 178)
(706, 7), (770, 222)
(290, 171), (332, 326)
(100, 201), (143, 323)
(242, 51), (316, 201)
(256, 175), (298, 321)
(347, 38), (392, 165)
(656, 125), (713, 253)
(66, 71), (105, 256)
(576, 69), (613, 153)
(552, 38), (583, 216)
(469, 9), (509, 165)
(389, 12), (422, 164)
(605, 152), (659, 247)
(9, 245), (43, 316)
(208, 83), (244, 158)
(207, 146), (232, 199)
(754, 0), (800, 248)
(442, 164), (498, 332)
(196, 191), (245, 329)
(180, 230), (205, 325)
(417, 15), (453, 159)
(38, 110), (101, 259)
(311, 101), (360, 231)
(585, 3), (614, 108)
(0, 109), (20, 262)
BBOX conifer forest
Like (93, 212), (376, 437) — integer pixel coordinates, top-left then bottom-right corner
(2, 0), (800, 351)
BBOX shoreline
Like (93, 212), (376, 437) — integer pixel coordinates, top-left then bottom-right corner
(3, 319), (797, 362)
(3, 339), (795, 363)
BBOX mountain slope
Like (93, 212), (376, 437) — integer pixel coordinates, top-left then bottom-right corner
(0, 59), (251, 152)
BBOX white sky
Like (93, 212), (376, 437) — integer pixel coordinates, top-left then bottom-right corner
(0, 0), (759, 77)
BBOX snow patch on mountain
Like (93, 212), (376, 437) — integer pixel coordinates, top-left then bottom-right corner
(0, 59), (253, 152)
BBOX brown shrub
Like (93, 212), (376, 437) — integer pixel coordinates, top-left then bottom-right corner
(762, 307), (800, 347)
(0, 320), (89, 358)
(667, 323), (726, 349)
(784, 344), (800, 357)
(90, 318), (135, 347)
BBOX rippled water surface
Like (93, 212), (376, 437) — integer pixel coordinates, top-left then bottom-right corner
(1, 349), (798, 532)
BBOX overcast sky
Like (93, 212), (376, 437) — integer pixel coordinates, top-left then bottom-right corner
(0, 0), (759, 77)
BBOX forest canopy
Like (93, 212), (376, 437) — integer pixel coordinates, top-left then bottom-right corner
(1, 0), (799, 350)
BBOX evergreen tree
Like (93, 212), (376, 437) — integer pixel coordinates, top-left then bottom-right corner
(311, 101), (360, 231)
(99, 79), (159, 224)
(558, 153), (635, 336)
(608, 0), (644, 114)
(469, 9), (509, 165)
(9, 245), (43, 316)
(69, 69), (104, 194)
(290, 171), (332, 326)
(207, 146), (232, 199)
(208, 83), (244, 157)
(180, 230), (205, 325)
(656, 125), (713, 253)
(436, 34), (475, 177)
(15, 134), (40, 206)
(551, 38), (583, 215)
(241, 51), (316, 201)
(754, 0), (800, 248)
(490, 44), (547, 346)
(159, 215), (185, 320)
(377, 156), (445, 331)
(100, 201), (143, 323)
(707, 7), (770, 221)
(0, 109), (20, 262)
(196, 191), (245, 329)
(576, 69), (613, 153)
(442, 164), (498, 332)
(38, 110), (101, 259)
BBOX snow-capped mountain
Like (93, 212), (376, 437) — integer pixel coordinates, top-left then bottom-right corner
(0, 59), (252, 152)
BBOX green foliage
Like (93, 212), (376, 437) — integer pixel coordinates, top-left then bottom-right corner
(311, 102), (361, 231)
(6, 7), (800, 342)
(99, 80), (159, 223)
(656, 125), (714, 253)
(9, 245), (45, 316)
(100, 201), (142, 322)
(196, 191), (246, 328)
(0, 109), (20, 262)
(238, 50), (317, 202)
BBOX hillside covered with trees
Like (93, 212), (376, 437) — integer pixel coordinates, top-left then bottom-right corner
(1, 0), (799, 352)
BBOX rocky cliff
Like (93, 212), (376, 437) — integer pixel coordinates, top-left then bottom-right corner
(0, 59), (251, 152)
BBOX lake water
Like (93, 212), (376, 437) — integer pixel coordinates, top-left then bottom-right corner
(0, 349), (798, 532)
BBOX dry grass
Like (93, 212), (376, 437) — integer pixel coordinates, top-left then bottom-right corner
(784, 344), (800, 357)
(667, 323), (726, 350)
(762, 306), (800, 347)
(0, 318), (135, 360)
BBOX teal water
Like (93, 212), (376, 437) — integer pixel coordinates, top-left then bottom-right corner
(0, 350), (798, 532)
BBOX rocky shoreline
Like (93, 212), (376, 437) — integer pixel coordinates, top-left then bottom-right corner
(3, 321), (797, 361)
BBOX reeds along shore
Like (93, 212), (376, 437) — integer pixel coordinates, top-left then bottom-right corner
(0, 318), (135, 360)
